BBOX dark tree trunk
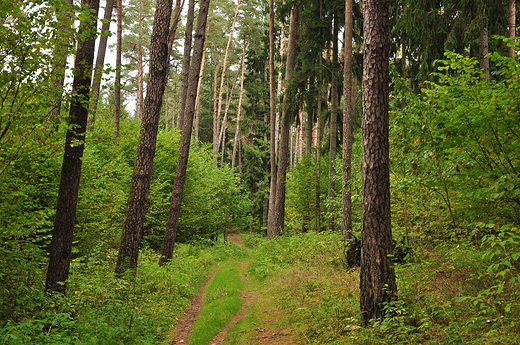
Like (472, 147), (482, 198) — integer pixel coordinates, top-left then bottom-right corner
(89, 0), (115, 124)
(479, 26), (490, 81)
(342, 0), (354, 237)
(360, 0), (397, 327)
(159, 0), (210, 265)
(115, 0), (174, 275)
(176, 0), (195, 130)
(272, 3), (298, 236)
(46, 0), (99, 294)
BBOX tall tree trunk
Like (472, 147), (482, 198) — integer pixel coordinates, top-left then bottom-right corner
(213, 0), (241, 153)
(342, 0), (354, 237)
(360, 0), (397, 327)
(479, 26), (490, 81)
(46, 0), (99, 293)
(176, 0), (195, 130)
(231, 43), (246, 169)
(135, 0), (145, 120)
(159, 0), (210, 264)
(49, 0), (74, 120)
(217, 66), (240, 154)
(114, 0), (123, 138)
(167, 0), (183, 55)
(509, 0), (516, 58)
(194, 49), (206, 140)
(115, 0), (174, 275)
(272, 3), (298, 236)
(327, 12), (339, 231)
(267, 0), (278, 237)
(89, 0), (115, 124)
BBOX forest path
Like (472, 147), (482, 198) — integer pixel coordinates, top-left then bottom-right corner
(167, 230), (297, 345)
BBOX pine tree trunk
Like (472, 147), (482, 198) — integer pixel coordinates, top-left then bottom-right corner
(176, 0), (195, 130)
(231, 43), (247, 169)
(360, 0), (397, 327)
(267, 0), (278, 237)
(89, 0), (115, 124)
(509, 0), (516, 57)
(135, 0), (145, 120)
(214, 0), (241, 154)
(272, 3), (298, 236)
(115, 0), (174, 275)
(159, 0), (210, 265)
(46, 0), (99, 293)
(114, 0), (122, 137)
(327, 12), (339, 231)
(342, 0), (354, 237)
(194, 49), (206, 140)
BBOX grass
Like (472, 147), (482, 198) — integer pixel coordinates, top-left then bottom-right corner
(187, 260), (246, 345)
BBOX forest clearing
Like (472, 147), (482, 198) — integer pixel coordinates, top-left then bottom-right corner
(1, 0), (519, 343)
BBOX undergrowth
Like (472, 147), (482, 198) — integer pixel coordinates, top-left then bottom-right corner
(244, 230), (520, 344)
(0, 241), (248, 344)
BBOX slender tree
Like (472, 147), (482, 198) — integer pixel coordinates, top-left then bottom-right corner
(115, 0), (174, 275)
(509, 0), (516, 57)
(159, 0), (211, 264)
(114, 0), (123, 137)
(360, 0), (397, 326)
(231, 42), (247, 169)
(176, 0), (195, 130)
(342, 0), (354, 237)
(46, 0), (99, 293)
(89, 0), (115, 123)
(272, 3), (299, 236)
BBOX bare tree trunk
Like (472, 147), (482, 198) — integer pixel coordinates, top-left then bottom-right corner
(267, 0), (278, 237)
(167, 0), (183, 55)
(114, 0), (122, 138)
(46, 0), (99, 293)
(135, 0), (145, 120)
(176, 0), (195, 130)
(194, 49), (206, 140)
(115, 0), (174, 275)
(360, 0), (397, 327)
(272, 3), (298, 236)
(479, 26), (490, 81)
(509, 0), (516, 58)
(159, 0), (210, 264)
(165, 83), (169, 133)
(89, 0), (115, 125)
(213, 0), (241, 153)
(231, 43), (246, 169)
(217, 67), (240, 154)
(342, 0), (354, 238)
(327, 12), (339, 231)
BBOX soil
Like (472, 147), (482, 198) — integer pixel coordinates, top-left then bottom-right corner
(168, 229), (296, 345)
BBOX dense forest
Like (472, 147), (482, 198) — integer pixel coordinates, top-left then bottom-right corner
(1, 0), (519, 343)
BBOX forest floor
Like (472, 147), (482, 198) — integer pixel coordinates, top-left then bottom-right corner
(167, 230), (297, 345)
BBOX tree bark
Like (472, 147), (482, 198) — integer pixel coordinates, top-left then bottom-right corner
(509, 0), (516, 58)
(176, 0), (195, 130)
(159, 0), (210, 264)
(135, 0), (145, 120)
(231, 43), (246, 168)
(89, 0), (115, 124)
(46, 0), (99, 294)
(327, 11), (339, 231)
(342, 0), (354, 237)
(114, 0), (123, 137)
(267, 0), (278, 237)
(115, 0), (174, 275)
(213, 0), (241, 154)
(272, 3), (298, 236)
(479, 26), (490, 81)
(360, 0), (397, 327)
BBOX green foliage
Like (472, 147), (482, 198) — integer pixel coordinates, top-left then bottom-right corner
(390, 50), (520, 243)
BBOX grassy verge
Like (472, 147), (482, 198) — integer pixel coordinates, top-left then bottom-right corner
(187, 260), (246, 345)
